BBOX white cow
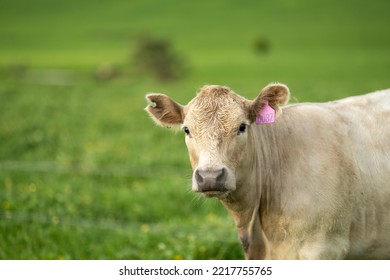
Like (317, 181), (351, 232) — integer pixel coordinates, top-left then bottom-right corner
(145, 83), (390, 259)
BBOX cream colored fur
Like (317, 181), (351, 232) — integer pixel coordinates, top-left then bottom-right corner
(146, 84), (390, 259)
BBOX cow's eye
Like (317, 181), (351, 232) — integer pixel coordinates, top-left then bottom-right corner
(238, 123), (247, 134)
(183, 126), (190, 135)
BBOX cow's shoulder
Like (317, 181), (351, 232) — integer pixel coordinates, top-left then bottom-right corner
(327, 89), (390, 113)
(280, 89), (390, 130)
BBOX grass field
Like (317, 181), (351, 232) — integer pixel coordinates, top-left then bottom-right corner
(0, 0), (389, 259)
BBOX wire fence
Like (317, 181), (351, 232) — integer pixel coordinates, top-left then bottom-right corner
(0, 160), (194, 232)
(0, 210), (173, 233)
(0, 160), (190, 179)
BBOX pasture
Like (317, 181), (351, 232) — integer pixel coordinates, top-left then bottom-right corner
(0, 0), (389, 259)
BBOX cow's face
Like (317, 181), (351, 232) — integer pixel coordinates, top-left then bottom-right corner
(145, 83), (289, 199)
(182, 86), (250, 198)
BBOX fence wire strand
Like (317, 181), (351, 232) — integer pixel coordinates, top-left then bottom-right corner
(0, 160), (189, 178)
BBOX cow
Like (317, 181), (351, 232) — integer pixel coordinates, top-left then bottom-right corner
(145, 83), (390, 259)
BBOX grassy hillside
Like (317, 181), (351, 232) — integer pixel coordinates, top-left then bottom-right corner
(0, 0), (389, 259)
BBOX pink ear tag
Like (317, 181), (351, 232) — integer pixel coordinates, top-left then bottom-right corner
(256, 101), (275, 124)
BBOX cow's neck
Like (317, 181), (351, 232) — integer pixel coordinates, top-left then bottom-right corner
(222, 121), (287, 259)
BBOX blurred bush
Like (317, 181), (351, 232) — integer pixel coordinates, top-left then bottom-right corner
(253, 35), (271, 54)
(94, 63), (118, 81)
(132, 34), (189, 82)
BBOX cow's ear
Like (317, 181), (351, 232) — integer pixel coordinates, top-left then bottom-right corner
(145, 93), (184, 129)
(248, 83), (290, 122)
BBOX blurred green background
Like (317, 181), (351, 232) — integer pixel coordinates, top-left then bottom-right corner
(0, 0), (389, 259)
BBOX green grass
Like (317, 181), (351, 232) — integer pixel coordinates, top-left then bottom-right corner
(0, 83), (242, 259)
(0, 0), (389, 259)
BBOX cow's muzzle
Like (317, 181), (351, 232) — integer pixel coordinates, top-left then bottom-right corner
(194, 168), (228, 196)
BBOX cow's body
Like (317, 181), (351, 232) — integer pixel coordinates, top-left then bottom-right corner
(145, 85), (390, 259)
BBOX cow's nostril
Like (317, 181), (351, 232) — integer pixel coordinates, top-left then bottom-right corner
(195, 169), (204, 184)
(216, 168), (227, 184)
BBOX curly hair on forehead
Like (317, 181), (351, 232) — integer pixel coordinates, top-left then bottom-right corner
(191, 85), (247, 109)
(198, 85), (231, 95)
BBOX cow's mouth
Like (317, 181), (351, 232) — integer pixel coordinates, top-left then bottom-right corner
(199, 190), (230, 199)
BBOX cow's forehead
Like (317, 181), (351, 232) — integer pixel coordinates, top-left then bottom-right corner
(183, 86), (248, 135)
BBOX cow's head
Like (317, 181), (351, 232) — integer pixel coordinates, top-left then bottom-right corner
(145, 83), (289, 199)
